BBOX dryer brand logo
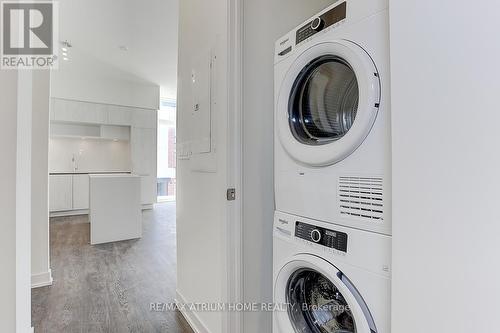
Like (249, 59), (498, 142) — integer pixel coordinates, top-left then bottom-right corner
(1, 1), (58, 69)
(279, 38), (289, 46)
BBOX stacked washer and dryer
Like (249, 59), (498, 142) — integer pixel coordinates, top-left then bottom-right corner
(273, 1), (391, 332)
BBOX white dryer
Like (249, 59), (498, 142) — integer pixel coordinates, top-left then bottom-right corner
(274, 0), (391, 235)
(273, 211), (391, 333)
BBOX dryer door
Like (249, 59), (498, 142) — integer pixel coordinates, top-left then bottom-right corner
(276, 41), (380, 167)
(274, 254), (377, 333)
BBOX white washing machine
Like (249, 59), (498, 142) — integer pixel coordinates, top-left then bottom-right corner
(274, 0), (391, 235)
(273, 211), (391, 333)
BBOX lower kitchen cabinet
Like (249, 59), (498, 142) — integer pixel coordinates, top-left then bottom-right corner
(140, 175), (157, 206)
(49, 175), (73, 212)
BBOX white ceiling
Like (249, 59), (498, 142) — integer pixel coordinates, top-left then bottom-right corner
(58, 0), (179, 100)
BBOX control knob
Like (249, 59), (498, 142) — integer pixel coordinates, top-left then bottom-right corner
(311, 229), (322, 243)
(311, 17), (325, 32)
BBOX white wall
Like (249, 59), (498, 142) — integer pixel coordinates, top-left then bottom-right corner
(176, 0), (228, 331)
(390, 1), (500, 331)
(51, 50), (160, 110)
(31, 70), (52, 287)
(49, 138), (131, 173)
(242, 1), (335, 332)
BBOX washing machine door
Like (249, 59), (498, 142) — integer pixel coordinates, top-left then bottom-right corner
(275, 254), (377, 333)
(276, 41), (380, 167)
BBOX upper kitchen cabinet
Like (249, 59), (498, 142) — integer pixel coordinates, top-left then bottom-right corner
(50, 98), (157, 129)
(52, 98), (108, 124)
(107, 105), (133, 126)
(132, 109), (157, 129)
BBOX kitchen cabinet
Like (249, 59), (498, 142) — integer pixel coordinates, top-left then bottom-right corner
(72, 174), (90, 210)
(49, 175), (73, 212)
(131, 128), (156, 175)
(100, 125), (130, 141)
(108, 105), (133, 126)
(131, 127), (157, 206)
(50, 98), (157, 129)
(140, 175), (157, 206)
(132, 109), (157, 128)
(52, 99), (108, 124)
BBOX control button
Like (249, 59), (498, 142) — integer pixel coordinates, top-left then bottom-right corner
(311, 17), (325, 32)
(311, 229), (321, 243)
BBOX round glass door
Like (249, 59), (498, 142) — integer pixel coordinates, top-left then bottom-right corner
(289, 55), (359, 146)
(287, 269), (356, 333)
(276, 41), (380, 166)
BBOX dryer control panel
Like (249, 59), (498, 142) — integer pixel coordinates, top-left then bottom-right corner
(295, 1), (347, 45)
(295, 222), (348, 252)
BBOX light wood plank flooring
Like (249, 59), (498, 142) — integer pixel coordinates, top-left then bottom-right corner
(32, 202), (194, 333)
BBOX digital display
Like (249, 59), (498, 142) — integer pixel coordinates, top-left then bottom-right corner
(295, 222), (348, 252)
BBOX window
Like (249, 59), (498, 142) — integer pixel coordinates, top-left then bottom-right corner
(157, 99), (176, 201)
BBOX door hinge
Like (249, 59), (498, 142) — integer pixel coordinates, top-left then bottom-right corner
(226, 188), (236, 201)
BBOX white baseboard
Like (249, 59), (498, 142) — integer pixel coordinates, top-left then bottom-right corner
(31, 269), (53, 288)
(175, 290), (211, 333)
(142, 204), (154, 210)
(50, 209), (89, 218)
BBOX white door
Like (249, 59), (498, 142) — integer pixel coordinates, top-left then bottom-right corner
(274, 254), (376, 333)
(49, 175), (73, 212)
(176, 0), (241, 331)
(276, 41), (380, 166)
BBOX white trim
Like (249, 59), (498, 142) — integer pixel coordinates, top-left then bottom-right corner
(141, 204), (154, 210)
(31, 269), (53, 289)
(49, 209), (89, 218)
(175, 290), (212, 333)
(224, 0), (244, 332)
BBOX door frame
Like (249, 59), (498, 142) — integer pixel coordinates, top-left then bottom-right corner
(224, 0), (244, 331)
(17, 70), (34, 332)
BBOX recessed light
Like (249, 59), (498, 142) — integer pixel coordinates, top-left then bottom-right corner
(62, 47), (67, 52)
(63, 57), (69, 61)
(62, 52), (68, 56)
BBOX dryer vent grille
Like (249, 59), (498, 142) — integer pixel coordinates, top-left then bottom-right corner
(339, 176), (384, 221)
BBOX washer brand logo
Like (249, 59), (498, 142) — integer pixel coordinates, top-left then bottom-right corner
(278, 219), (289, 225)
(1, 1), (58, 69)
(279, 38), (289, 46)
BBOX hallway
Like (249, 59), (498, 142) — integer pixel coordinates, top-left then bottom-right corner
(31, 203), (193, 333)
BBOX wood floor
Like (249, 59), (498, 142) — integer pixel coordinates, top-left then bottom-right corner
(32, 202), (194, 333)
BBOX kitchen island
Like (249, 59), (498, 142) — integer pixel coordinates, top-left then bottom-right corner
(89, 174), (142, 245)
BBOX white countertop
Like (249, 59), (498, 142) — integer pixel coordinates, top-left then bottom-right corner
(89, 173), (140, 178)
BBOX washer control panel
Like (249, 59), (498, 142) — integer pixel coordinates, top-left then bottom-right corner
(295, 222), (348, 252)
(295, 1), (347, 45)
